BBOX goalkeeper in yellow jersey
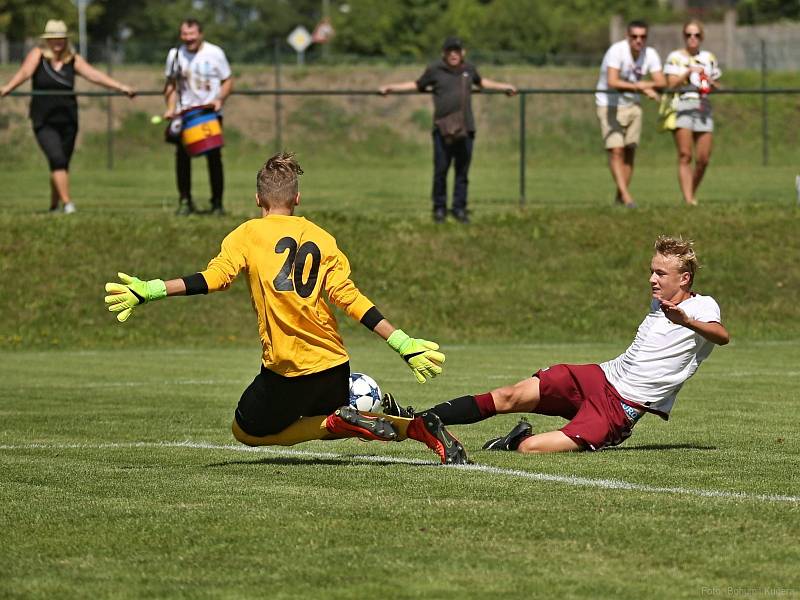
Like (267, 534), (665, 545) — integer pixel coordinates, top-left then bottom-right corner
(103, 152), (467, 464)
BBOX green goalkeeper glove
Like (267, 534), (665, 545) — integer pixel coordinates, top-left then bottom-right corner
(386, 329), (445, 384)
(104, 272), (167, 323)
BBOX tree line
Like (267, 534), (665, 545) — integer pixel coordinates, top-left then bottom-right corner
(2, 0), (798, 63)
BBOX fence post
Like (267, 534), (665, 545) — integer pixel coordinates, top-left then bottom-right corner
(274, 38), (282, 153)
(761, 39), (768, 167)
(723, 8), (736, 71)
(0, 33), (8, 64)
(519, 92), (526, 207)
(106, 36), (114, 170)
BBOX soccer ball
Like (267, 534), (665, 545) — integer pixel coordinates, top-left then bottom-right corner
(349, 372), (383, 413)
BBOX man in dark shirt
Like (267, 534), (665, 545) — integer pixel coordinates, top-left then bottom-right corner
(380, 37), (516, 223)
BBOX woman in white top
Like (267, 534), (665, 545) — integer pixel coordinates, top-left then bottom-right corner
(664, 20), (722, 206)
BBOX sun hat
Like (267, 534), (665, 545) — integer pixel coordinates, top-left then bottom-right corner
(41, 20), (69, 39)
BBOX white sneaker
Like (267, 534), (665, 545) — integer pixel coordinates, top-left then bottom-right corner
(63, 202), (76, 214)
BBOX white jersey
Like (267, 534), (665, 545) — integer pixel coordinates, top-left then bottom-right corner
(595, 40), (662, 107)
(600, 294), (721, 417)
(165, 42), (232, 112)
(664, 49), (721, 101)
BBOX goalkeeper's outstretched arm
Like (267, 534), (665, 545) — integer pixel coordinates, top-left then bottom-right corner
(365, 313), (445, 384)
(104, 273), (207, 323)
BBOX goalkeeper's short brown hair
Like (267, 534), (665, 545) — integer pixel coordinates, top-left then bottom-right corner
(256, 152), (304, 208)
(654, 235), (699, 285)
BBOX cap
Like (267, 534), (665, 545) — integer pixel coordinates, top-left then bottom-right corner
(41, 20), (69, 39)
(442, 36), (463, 51)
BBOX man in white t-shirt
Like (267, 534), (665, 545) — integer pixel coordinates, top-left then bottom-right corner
(163, 18), (233, 216)
(384, 236), (729, 453)
(595, 20), (665, 208)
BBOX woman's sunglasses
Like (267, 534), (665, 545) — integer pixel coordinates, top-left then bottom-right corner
(684, 32), (702, 39)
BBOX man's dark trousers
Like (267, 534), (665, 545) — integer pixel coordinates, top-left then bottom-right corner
(175, 116), (224, 209)
(432, 129), (474, 213)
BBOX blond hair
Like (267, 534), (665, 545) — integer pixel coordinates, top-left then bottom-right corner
(654, 235), (699, 285)
(256, 152), (304, 208)
(40, 40), (76, 64)
(683, 19), (704, 40)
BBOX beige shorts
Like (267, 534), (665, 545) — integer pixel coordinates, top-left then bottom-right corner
(596, 104), (642, 149)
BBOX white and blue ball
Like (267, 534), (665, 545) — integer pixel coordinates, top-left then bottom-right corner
(348, 372), (382, 413)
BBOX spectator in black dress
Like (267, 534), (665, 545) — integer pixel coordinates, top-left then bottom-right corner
(1, 20), (135, 213)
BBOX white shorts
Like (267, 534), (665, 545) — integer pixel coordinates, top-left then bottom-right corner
(675, 98), (714, 133)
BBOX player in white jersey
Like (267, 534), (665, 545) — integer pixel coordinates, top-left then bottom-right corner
(385, 236), (729, 453)
(663, 20), (722, 206)
(163, 18), (233, 216)
(595, 20), (665, 208)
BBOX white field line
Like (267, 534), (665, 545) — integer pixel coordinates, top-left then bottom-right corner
(1, 441), (798, 505)
(8, 370), (799, 390)
(703, 371), (800, 378)
(7, 380), (245, 389)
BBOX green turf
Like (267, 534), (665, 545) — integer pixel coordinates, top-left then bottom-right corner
(2, 177), (798, 349)
(1, 64), (798, 598)
(1, 341), (798, 599)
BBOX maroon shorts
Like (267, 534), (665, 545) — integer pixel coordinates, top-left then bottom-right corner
(534, 363), (632, 451)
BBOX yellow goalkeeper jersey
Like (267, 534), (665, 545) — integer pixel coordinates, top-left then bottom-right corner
(200, 214), (375, 377)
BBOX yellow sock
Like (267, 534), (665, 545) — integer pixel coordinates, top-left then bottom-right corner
(232, 415), (332, 447)
(377, 413), (414, 440)
(232, 412), (417, 447)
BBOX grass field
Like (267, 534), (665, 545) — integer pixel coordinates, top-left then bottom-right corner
(1, 341), (798, 598)
(1, 64), (798, 598)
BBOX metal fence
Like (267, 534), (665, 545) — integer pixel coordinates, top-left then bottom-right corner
(4, 34), (800, 69)
(9, 84), (800, 206)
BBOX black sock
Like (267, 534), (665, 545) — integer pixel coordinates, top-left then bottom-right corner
(426, 396), (485, 425)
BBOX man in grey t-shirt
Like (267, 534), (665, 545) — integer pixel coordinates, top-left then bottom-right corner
(380, 37), (516, 224)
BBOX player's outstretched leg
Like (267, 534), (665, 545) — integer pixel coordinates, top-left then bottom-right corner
(232, 416), (333, 447)
(406, 411), (468, 465)
(482, 418), (533, 451)
(325, 406), (398, 441)
(380, 393), (415, 418)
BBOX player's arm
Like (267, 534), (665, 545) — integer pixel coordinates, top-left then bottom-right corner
(659, 300), (730, 345)
(105, 230), (247, 322)
(355, 304), (447, 383)
(373, 318), (446, 384)
(103, 273), (185, 322)
(104, 270), (231, 323)
(689, 320), (729, 345)
(325, 250), (445, 383)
